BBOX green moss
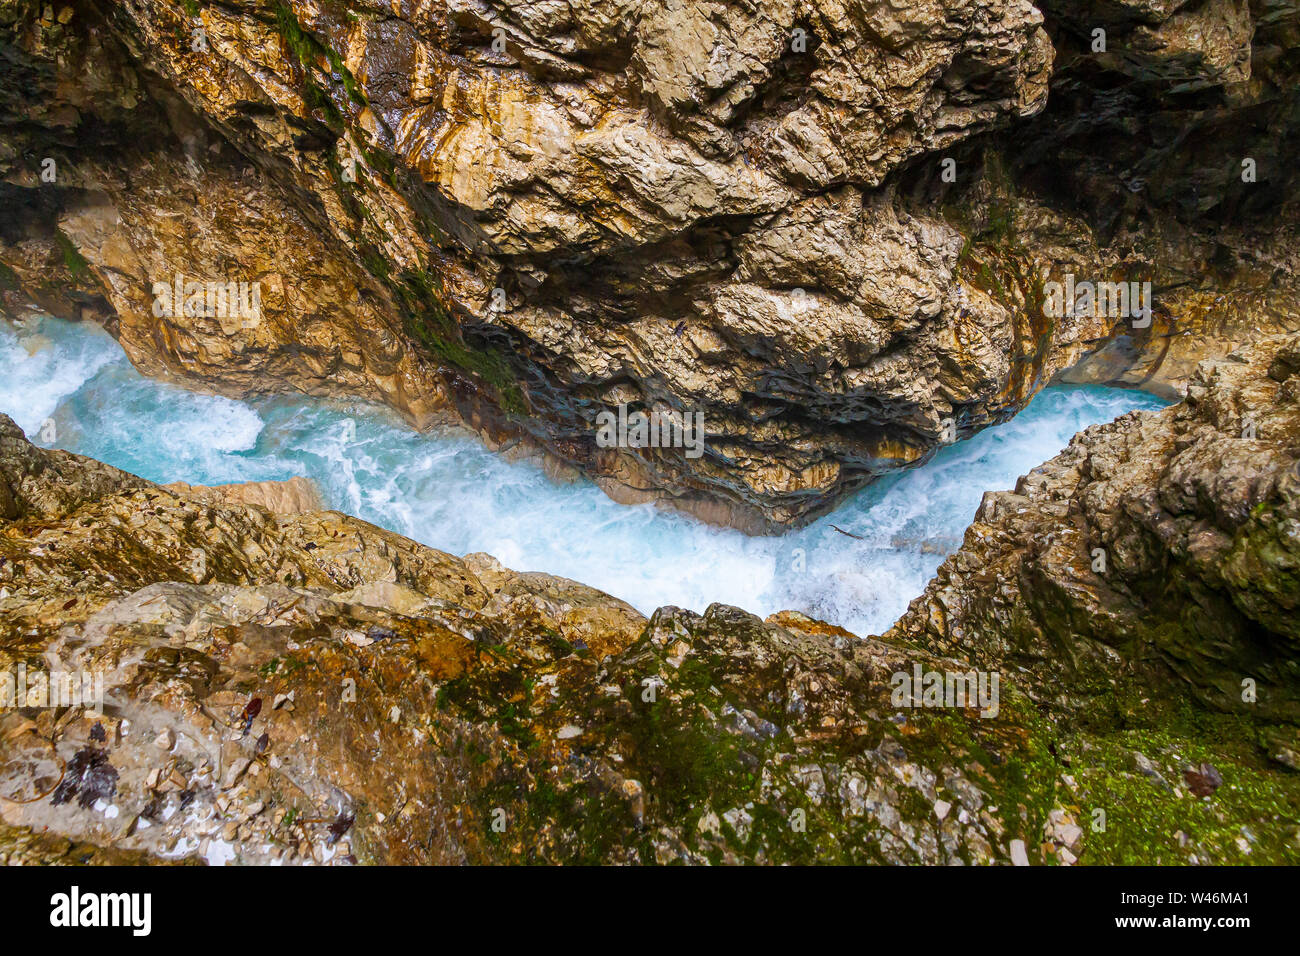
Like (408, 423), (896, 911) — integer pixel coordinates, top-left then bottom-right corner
(622, 657), (756, 816)
(481, 772), (635, 865)
(905, 698), (1061, 851)
(326, 149), (368, 220)
(301, 78), (344, 131)
(434, 649), (536, 752)
(335, 58), (367, 108)
(0, 259), (18, 291)
(429, 611), (1112, 864)
(391, 268), (526, 415)
(272, 1), (367, 111)
(1069, 726), (1300, 864)
(358, 144), (396, 183)
(54, 231), (90, 285)
(981, 197), (1018, 247)
(1037, 677), (1300, 865)
(357, 243), (391, 283)
(257, 654), (308, 679)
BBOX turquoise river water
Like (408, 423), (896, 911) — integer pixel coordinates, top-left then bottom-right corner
(0, 315), (1166, 636)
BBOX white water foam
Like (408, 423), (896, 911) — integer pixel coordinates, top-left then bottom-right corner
(0, 315), (1167, 636)
(0, 317), (118, 436)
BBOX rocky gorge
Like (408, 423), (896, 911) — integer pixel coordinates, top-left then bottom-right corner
(2, 0), (1298, 529)
(0, 0), (1298, 865)
(1, 332), (1298, 865)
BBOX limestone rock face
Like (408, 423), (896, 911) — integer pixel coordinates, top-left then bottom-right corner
(1, 0), (1298, 531)
(1018, 0), (1300, 399)
(889, 333), (1300, 724)
(164, 477), (325, 514)
(3, 1), (1300, 868)
(0, 414), (151, 522)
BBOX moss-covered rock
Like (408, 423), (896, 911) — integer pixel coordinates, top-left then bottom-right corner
(889, 333), (1300, 724)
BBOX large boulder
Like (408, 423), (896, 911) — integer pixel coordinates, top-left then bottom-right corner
(889, 333), (1300, 724)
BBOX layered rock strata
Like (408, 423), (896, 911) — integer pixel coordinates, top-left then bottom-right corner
(2, 1), (1295, 529)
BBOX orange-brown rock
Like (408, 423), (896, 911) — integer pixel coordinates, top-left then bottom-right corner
(164, 477), (324, 514)
(5, 1), (1294, 530)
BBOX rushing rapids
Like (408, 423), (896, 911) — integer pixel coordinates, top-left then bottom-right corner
(0, 314), (1165, 636)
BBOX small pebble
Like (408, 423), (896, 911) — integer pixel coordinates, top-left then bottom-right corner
(1009, 839), (1030, 866)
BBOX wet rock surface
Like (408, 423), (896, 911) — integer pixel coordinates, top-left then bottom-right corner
(1, 0), (1298, 870)
(5, 411), (1021, 864)
(1, 1), (1296, 529)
